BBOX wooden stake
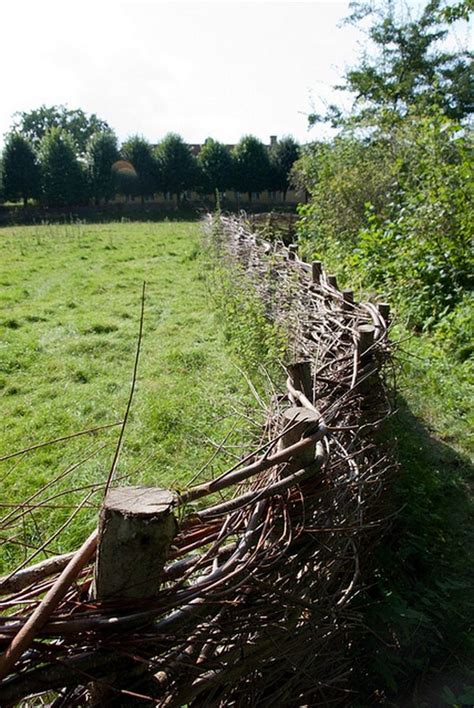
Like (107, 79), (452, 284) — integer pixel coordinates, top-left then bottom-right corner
(357, 325), (375, 361)
(287, 360), (312, 401)
(342, 290), (354, 311)
(377, 302), (390, 325)
(279, 407), (322, 466)
(93, 487), (177, 601)
(311, 261), (322, 284)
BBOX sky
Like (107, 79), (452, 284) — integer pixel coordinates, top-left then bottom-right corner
(1, 0), (471, 149)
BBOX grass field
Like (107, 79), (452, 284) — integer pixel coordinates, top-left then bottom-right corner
(0, 221), (263, 573)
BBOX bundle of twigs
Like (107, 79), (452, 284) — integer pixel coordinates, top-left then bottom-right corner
(0, 215), (394, 706)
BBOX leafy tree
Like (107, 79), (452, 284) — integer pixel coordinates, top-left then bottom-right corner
(154, 133), (197, 202)
(311, 0), (473, 125)
(1, 133), (41, 206)
(39, 128), (88, 207)
(296, 107), (473, 327)
(232, 135), (271, 201)
(0, 158), (4, 203)
(440, 0), (474, 22)
(12, 105), (109, 156)
(120, 135), (157, 204)
(269, 136), (300, 200)
(196, 138), (234, 197)
(86, 131), (120, 204)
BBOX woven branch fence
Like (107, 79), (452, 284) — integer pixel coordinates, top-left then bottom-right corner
(0, 214), (394, 706)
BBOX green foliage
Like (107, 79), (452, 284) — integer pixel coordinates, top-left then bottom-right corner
(297, 109), (473, 329)
(210, 264), (287, 377)
(197, 138), (234, 196)
(38, 128), (88, 207)
(205, 219), (288, 379)
(12, 104), (110, 156)
(296, 133), (396, 246)
(232, 135), (271, 200)
(86, 130), (120, 204)
(440, 0), (474, 22)
(312, 0), (473, 126)
(121, 135), (158, 203)
(154, 133), (197, 201)
(1, 133), (41, 205)
(268, 135), (300, 198)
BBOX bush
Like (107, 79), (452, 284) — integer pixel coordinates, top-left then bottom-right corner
(296, 109), (473, 330)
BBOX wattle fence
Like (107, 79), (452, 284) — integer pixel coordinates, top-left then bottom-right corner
(0, 214), (394, 706)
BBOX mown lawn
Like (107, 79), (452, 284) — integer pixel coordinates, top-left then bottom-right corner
(0, 221), (260, 573)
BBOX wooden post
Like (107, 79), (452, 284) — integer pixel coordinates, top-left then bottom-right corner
(357, 324), (375, 363)
(377, 302), (390, 325)
(327, 274), (338, 290)
(342, 289), (354, 311)
(93, 487), (177, 601)
(288, 244), (297, 260)
(311, 261), (322, 284)
(287, 360), (312, 401)
(279, 407), (322, 467)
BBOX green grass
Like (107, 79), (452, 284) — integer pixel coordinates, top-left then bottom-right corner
(0, 221), (263, 573)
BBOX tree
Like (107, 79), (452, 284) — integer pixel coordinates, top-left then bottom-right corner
(12, 105), (109, 156)
(1, 133), (41, 206)
(232, 136), (271, 201)
(311, 0), (473, 126)
(196, 138), (234, 198)
(120, 135), (157, 204)
(39, 128), (87, 207)
(0, 158), (4, 203)
(154, 133), (197, 202)
(269, 136), (300, 200)
(87, 131), (120, 205)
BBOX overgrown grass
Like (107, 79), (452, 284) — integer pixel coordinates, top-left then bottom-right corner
(0, 221), (266, 573)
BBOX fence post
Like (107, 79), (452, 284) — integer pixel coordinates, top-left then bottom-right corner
(93, 487), (177, 601)
(327, 274), (338, 290)
(377, 302), (390, 325)
(357, 324), (375, 363)
(311, 261), (322, 284)
(287, 360), (313, 402)
(279, 406), (321, 467)
(342, 289), (354, 311)
(288, 244), (298, 260)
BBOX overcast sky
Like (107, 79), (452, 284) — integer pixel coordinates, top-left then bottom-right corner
(1, 0), (471, 149)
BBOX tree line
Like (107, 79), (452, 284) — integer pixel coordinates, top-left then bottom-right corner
(0, 107), (300, 208)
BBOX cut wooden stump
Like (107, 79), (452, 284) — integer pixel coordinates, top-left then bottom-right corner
(287, 360), (313, 401)
(279, 406), (322, 467)
(93, 487), (177, 601)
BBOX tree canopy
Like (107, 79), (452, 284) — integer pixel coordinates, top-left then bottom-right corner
(87, 131), (120, 204)
(121, 135), (158, 202)
(12, 105), (110, 156)
(311, 0), (473, 126)
(2, 133), (41, 206)
(232, 136), (271, 201)
(39, 128), (87, 207)
(154, 133), (197, 200)
(269, 136), (300, 199)
(197, 138), (234, 195)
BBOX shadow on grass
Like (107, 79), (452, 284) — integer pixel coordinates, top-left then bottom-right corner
(0, 203), (299, 227)
(356, 396), (474, 707)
